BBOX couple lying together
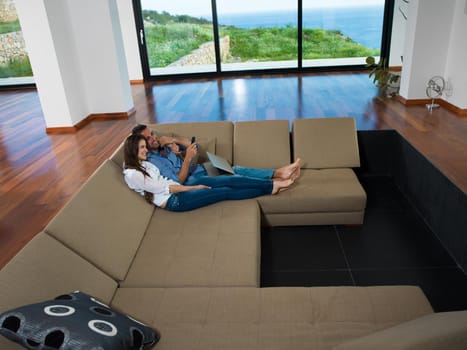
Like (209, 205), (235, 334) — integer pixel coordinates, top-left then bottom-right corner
(123, 124), (301, 212)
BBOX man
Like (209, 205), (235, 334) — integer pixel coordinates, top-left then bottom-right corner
(132, 124), (300, 185)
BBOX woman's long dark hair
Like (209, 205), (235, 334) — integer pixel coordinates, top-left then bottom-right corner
(123, 134), (154, 204)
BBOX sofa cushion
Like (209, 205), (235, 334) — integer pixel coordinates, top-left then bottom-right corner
(0, 232), (117, 314)
(121, 200), (261, 287)
(190, 137), (216, 164)
(258, 168), (366, 214)
(0, 291), (160, 350)
(333, 310), (467, 350)
(45, 160), (154, 281)
(109, 141), (125, 168)
(151, 121), (234, 163)
(234, 120), (291, 168)
(293, 117), (360, 169)
(111, 286), (433, 350)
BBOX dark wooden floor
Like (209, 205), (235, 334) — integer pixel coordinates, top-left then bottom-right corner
(1, 71), (466, 269)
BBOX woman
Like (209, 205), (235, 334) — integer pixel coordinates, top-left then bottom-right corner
(123, 134), (295, 212)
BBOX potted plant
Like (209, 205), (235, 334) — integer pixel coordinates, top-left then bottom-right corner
(366, 56), (400, 97)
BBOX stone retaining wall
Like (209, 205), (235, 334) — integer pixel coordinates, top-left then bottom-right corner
(0, 0), (17, 22)
(0, 31), (27, 65)
(168, 36), (230, 67)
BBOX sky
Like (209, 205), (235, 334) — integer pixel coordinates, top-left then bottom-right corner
(141, 0), (384, 16)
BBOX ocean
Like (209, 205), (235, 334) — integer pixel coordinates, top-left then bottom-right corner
(211, 6), (384, 49)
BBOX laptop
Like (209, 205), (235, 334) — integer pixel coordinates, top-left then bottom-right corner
(204, 152), (235, 176)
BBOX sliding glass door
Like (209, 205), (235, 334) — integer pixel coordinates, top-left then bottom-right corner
(134, 0), (387, 78)
(0, 0), (33, 86)
(216, 0), (298, 71)
(302, 0), (383, 67)
(138, 0), (216, 76)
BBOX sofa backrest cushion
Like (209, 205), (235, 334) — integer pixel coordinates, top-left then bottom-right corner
(150, 121), (234, 163)
(45, 160), (154, 281)
(109, 141), (125, 168)
(293, 117), (360, 169)
(333, 310), (467, 350)
(0, 232), (117, 313)
(234, 120), (291, 168)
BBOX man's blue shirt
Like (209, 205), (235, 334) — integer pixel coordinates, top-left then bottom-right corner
(146, 147), (273, 184)
(146, 148), (207, 183)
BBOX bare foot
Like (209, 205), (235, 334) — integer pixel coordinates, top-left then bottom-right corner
(274, 158), (301, 180)
(271, 178), (294, 195)
(290, 164), (301, 181)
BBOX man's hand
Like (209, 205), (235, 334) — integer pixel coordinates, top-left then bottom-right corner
(184, 143), (198, 162)
(159, 135), (192, 156)
(158, 136), (174, 146)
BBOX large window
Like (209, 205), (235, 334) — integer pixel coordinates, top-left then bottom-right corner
(302, 0), (383, 67)
(134, 0), (387, 78)
(140, 0), (216, 76)
(216, 0), (298, 71)
(0, 0), (33, 86)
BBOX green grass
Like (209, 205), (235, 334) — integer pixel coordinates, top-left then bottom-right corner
(0, 20), (21, 34)
(220, 26), (298, 61)
(145, 23), (213, 67)
(145, 22), (380, 68)
(0, 57), (33, 78)
(302, 28), (379, 59)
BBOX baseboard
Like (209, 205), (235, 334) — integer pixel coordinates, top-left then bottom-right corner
(437, 99), (467, 116)
(130, 79), (144, 84)
(396, 96), (467, 116)
(45, 108), (135, 134)
(396, 95), (430, 106)
(389, 66), (402, 72)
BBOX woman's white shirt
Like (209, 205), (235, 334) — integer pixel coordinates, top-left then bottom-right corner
(123, 161), (179, 207)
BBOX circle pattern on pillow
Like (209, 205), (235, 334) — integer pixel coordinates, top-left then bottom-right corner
(44, 305), (76, 317)
(0, 291), (160, 349)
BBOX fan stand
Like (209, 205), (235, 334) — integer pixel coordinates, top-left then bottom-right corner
(426, 98), (440, 112)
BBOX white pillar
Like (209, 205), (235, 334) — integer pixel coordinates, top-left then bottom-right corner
(399, 0), (455, 100)
(443, 0), (467, 109)
(15, 0), (134, 130)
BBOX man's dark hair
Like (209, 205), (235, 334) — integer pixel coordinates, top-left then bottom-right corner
(132, 124), (147, 135)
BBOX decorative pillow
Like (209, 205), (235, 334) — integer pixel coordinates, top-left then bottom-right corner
(0, 291), (160, 349)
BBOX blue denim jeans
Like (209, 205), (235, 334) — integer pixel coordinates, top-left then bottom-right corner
(165, 175), (273, 212)
(185, 165), (274, 185)
(232, 165), (274, 179)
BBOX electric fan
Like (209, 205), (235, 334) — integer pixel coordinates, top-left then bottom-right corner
(426, 76), (445, 111)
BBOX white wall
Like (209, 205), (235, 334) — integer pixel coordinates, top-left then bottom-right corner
(389, 0), (408, 67)
(116, 0), (143, 81)
(399, 0), (456, 100)
(443, 0), (467, 109)
(15, 0), (134, 128)
(68, 0), (132, 114)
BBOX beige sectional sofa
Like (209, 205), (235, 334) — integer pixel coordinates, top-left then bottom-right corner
(1, 117), (466, 349)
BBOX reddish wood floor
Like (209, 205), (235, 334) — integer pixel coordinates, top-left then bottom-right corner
(1, 72), (466, 269)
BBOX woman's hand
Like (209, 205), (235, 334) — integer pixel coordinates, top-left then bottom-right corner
(169, 184), (210, 193)
(190, 184), (210, 190)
